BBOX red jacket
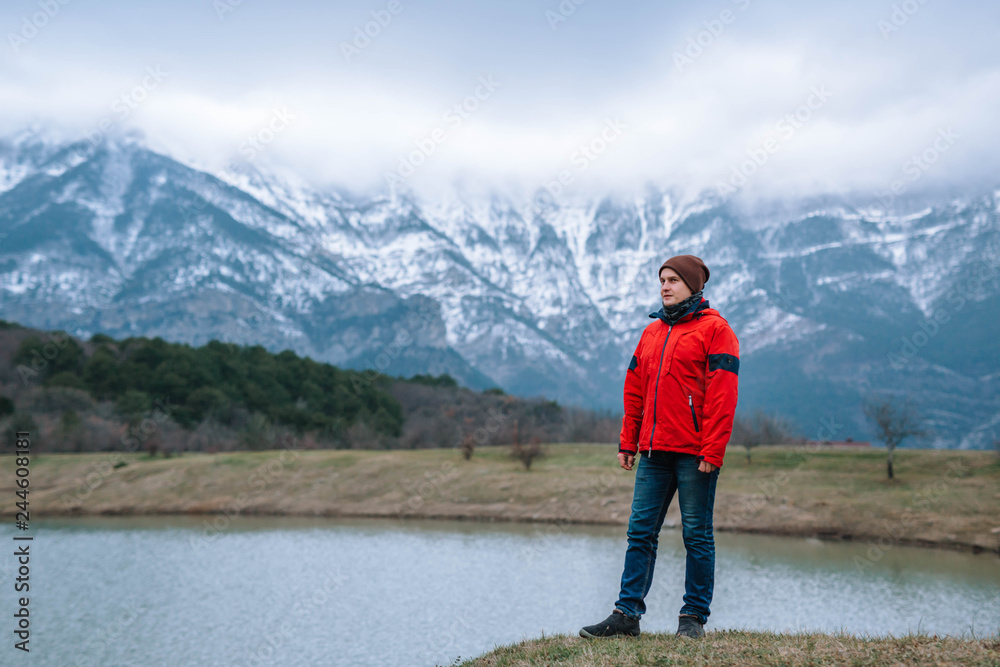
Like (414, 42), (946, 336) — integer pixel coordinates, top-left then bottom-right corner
(619, 298), (740, 468)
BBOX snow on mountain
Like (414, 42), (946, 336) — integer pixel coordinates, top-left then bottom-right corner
(0, 131), (997, 447)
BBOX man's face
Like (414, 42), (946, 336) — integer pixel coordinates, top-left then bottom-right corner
(660, 267), (692, 307)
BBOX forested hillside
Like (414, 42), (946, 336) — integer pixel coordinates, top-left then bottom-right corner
(0, 319), (620, 454)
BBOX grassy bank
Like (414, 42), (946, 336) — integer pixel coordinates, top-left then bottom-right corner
(457, 632), (1000, 666)
(2, 444), (998, 553)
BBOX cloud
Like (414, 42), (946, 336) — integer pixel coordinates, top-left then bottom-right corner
(1, 0), (998, 200)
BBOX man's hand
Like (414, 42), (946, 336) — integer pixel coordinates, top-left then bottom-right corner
(698, 460), (717, 473)
(617, 452), (635, 471)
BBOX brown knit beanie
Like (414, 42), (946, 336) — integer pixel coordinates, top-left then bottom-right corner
(658, 255), (710, 293)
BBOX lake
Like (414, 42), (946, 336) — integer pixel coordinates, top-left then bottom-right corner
(2, 516), (998, 666)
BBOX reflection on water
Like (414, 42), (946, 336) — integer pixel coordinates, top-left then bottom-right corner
(2, 516), (997, 667)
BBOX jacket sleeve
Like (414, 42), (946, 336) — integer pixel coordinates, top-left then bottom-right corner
(697, 322), (739, 468)
(619, 335), (644, 455)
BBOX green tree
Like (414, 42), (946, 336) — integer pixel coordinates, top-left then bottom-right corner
(187, 387), (229, 422)
(116, 390), (152, 426)
(408, 373), (458, 388)
(369, 406), (403, 437)
(151, 368), (190, 405)
(13, 333), (84, 380)
(83, 348), (124, 398)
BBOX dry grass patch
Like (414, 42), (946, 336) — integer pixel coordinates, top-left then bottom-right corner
(2, 445), (998, 553)
(459, 631), (1000, 666)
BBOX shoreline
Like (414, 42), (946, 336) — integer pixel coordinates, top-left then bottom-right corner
(26, 505), (998, 557)
(4, 445), (998, 556)
(31, 510), (1000, 558)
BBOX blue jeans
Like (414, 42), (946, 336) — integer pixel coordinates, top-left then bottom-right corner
(615, 451), (719, 624)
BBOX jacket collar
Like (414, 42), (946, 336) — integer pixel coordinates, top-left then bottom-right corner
(649, 297), (711, 325)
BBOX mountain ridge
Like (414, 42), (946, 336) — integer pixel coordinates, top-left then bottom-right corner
(1, 129), (997, 448)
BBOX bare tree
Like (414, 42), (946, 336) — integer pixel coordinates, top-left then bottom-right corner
(459, 433), (476, 461)
(863, 396), (926, 480)
(511, 437), (543, 470)
(509, 418), (543, 470)
(730, 410), (794, 465)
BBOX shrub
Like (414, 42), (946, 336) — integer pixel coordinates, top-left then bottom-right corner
(58, 409), (83, 452)
(240, 413), (272, 451)
(48, 371), (87, 390)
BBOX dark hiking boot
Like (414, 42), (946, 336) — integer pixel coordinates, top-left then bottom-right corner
(676, 613), (705, 638)
(579, 609), (640, 639)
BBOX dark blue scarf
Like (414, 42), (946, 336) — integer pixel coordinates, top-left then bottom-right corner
(650, 290), (705, 325)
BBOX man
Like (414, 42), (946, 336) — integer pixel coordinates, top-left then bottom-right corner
(580, 254), (739, 640)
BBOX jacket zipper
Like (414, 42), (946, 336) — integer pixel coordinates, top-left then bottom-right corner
(688, 394), (700, 433)
(648, 324), (672, 453)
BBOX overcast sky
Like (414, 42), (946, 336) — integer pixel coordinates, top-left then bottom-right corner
(2, 0), (998, 200)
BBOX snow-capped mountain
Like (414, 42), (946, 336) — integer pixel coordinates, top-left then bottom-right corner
(1, 128), (998, 448)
